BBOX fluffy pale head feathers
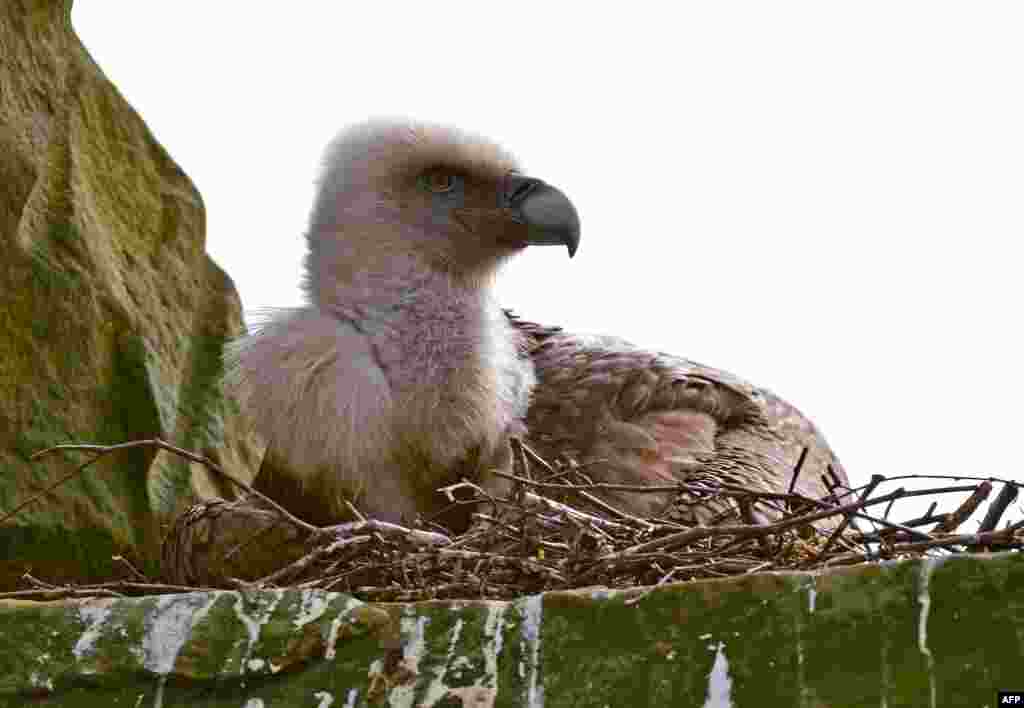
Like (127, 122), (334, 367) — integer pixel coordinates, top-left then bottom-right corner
(310, 118), (521, 232)
(303, 118), (578, 308)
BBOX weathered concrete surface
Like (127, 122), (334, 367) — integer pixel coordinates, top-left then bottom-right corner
(0, 1), (263, 588)
(1, 553), (1021, 707)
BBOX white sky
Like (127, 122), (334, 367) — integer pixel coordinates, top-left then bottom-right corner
(73, 3), (1024, 531)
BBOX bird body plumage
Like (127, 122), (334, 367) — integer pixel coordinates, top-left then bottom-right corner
(510, 313), (846, 525)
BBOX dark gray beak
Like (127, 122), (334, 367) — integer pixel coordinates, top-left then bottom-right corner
(503, 174), (581, 257)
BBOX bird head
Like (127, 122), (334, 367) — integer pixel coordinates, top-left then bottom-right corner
(303, 118), (580, 306)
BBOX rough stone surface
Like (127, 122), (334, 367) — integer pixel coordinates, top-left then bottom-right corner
(0, 1), (263, 589)
(1, 553), (1022, 706)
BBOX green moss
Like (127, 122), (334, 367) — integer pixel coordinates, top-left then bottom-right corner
(26, 243), (80, 304)
(0, 525), (121, 581)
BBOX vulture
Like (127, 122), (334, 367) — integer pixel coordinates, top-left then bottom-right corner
(224, 118), (848, 530)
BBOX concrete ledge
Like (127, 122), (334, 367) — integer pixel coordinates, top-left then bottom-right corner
(1, 552), (1021, 707)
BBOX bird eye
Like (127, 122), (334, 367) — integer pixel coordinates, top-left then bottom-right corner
(420, 170), (458, 194)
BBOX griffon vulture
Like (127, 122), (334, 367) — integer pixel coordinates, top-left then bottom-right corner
(224, 118), (848, 529)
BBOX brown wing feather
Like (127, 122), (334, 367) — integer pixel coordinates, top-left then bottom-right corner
(506, 310), (848, 526)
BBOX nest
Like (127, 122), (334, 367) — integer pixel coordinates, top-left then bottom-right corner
(4, 438), (1023, 603)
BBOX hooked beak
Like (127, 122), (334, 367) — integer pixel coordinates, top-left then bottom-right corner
(502, 173), (580, 257)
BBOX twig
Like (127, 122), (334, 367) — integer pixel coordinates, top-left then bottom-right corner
(814, 474), (884, 560)
(787, 446), (810, 495)
(27, 439), (320, 536)
(977, 483), (1019, 533)
(933, 481), (992, 533)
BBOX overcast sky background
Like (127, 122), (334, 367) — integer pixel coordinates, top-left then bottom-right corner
(74, 3), (1024, 530)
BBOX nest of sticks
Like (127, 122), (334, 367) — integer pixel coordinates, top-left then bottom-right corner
(3, 438), (1023, 603)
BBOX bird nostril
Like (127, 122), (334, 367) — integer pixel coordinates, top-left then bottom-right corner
(504, 174), (539, 207)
